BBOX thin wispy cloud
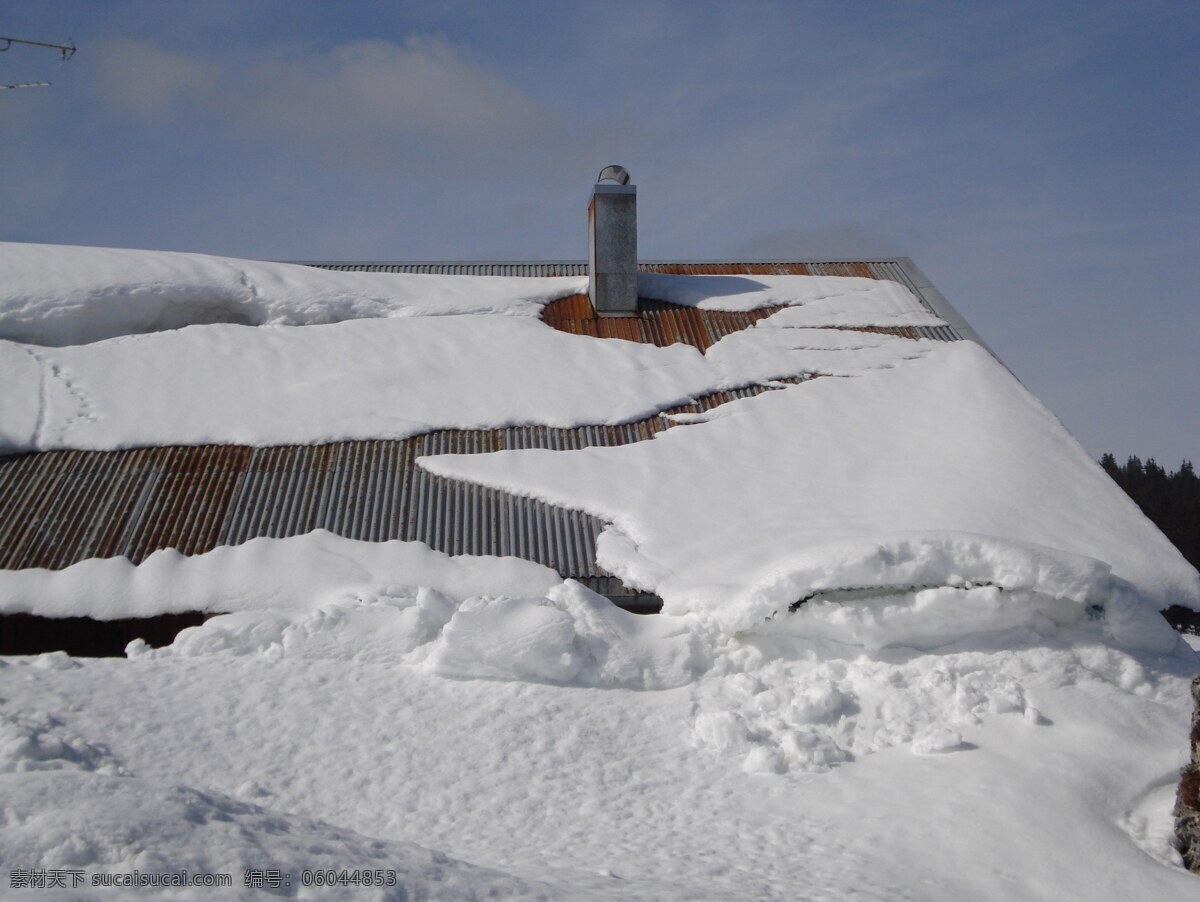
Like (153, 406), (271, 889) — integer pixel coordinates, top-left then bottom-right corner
(86, 34), (601, 180)
(91, 37), (217, 117)
(234, 36), (583, 173)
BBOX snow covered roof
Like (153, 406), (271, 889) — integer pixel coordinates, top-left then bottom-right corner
(0, 256), (954, 602)
(0, 242), (1196, 631)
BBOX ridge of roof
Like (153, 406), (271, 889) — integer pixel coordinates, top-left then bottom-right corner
(289, 256), (998, 367)
(283, 257), (916, 266)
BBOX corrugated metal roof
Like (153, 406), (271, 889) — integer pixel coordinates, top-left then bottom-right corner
(300, 262), (591, 277)
(1, 258), (965, 603)
(544, 297), (774, 349)
(542, 296), (929, 349)
(297, 258), (923, 282)
(0, 385), (795, 587)
(298, 259), (900, 273)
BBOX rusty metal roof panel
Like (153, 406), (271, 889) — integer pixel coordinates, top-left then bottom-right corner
(543, 298), (800, 352)
(0, 383), (799, 577)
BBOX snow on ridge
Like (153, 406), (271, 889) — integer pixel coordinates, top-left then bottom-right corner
(0, 242), (587, 347)
(0, 242), (946, 348)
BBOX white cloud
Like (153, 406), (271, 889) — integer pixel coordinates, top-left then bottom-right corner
(91, 38), (217, 117)
(86, 34), (599, 179)
(232, 36), (579, 168)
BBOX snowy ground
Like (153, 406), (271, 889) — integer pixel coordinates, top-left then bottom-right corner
(3, 590), (1198, 900)
(2, 243), (1199, 898)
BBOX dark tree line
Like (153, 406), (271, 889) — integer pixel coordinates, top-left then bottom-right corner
(1100, 454), (1199, 571)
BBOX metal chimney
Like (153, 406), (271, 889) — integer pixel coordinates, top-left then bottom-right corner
(589, 165), (638, 316)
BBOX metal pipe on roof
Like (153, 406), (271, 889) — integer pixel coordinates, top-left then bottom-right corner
(589, 166), (638, 316)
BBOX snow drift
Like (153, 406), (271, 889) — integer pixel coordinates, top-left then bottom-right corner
(0, 242), (586, 346)
(0, 532), (561, 621)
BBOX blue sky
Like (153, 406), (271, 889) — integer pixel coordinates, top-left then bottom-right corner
(2, 0), (1196, 465)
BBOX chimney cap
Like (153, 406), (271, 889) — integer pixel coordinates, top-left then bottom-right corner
(597, 165), (631, 186)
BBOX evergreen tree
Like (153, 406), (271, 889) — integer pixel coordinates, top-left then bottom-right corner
(1100, 452), (1118, 477)
(1101, 454), (1200, 572)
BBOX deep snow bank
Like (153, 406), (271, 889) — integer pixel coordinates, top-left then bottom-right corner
(14, 529), (1185, 783)
(129, 578), (707, 691)
(0, 532), (560, 620)
(0, 534), (707, 690)
(28, 539), (1193, 785)
(4, 625), (1198, 900)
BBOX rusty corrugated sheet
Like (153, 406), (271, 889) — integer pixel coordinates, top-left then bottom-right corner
(541, 296), (782, 351)
(0, 383), (797, 574)
(541, 297), (934, 348)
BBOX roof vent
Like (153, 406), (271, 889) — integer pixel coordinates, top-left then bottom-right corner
(589, 165), (638, 316)
(596, 164), (631, 186)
